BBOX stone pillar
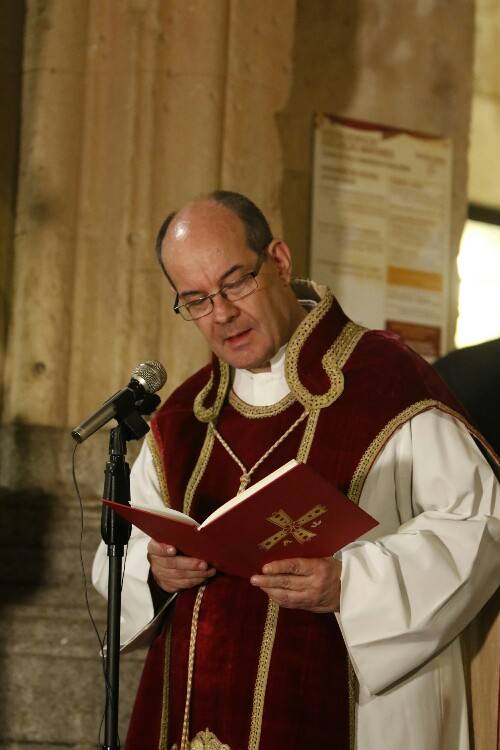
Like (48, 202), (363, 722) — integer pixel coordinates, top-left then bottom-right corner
(0, 2), (25, 415)
(469, 0), (500, 206)
(221, 1), (295, 233)
(2, 0), (297, 430)
(2, 1), (90, 427)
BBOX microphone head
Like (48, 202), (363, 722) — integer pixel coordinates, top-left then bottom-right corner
(130, 360), (167, 393)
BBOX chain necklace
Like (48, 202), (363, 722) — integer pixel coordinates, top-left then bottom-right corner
(209, 408), (308, 493)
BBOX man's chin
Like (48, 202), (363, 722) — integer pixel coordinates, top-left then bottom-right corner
(219, 347), (271, 372)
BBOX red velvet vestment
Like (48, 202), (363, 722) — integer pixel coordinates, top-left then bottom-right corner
(125, 292), (469, 750)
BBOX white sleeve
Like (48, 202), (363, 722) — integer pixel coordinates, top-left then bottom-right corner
(92, 437), (174, 646)
(336, 408), (500, 694)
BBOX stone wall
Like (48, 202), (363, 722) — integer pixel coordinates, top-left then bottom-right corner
(0, 0), (475, 428)
(0, 1), (24, 412)
(469, 0), (500, 206)
(1, 1), (489, 749)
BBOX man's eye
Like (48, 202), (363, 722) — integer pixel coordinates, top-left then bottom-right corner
(187, 298), (209, 308)
(224, 276), (247, 290)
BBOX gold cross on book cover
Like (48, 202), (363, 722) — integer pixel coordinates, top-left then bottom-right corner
(102, 460), (378, 578)
(259, 505), (328, 551)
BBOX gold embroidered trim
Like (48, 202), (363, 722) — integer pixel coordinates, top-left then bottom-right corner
(248, 600), (280, 750)
(348, 399), (439, 504)
(158, 621), (173, 750)
(148, 431), (171, 508)
(193, 361), (230, 423)
(172, 729), (230, 750)
(183, 427), (215, 516)
(347, 400), (477, 504)
(179, 586), (206, 750)
(285, 291), (366, 410)
(296, 409), (320, 464)
(285, 290), (335, 408)
(244, 403), (320, 748)
(330, 320), (367, 369)
(228, 389), (296, 419)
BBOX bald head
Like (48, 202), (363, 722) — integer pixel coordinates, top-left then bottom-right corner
(155, 191), (273, 285)
(162, 200), (248, 283)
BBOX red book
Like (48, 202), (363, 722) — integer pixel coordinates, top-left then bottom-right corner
(102, 459), (378, 578)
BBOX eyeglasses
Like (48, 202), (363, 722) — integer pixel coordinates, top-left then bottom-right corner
(173, 252), (266, 321)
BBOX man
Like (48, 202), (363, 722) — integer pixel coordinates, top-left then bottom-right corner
(434, 337), (500, 456)
(93, 191), (499, 750)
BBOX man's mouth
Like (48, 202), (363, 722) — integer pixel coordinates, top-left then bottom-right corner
(224, 329), (252, 347)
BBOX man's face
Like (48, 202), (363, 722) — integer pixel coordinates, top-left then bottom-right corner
(162, 201), (302, 372)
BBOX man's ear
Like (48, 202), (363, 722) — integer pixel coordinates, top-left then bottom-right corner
(267, 240), (293, 284)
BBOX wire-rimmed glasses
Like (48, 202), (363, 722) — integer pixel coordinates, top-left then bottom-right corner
(173, 252), (266, 321)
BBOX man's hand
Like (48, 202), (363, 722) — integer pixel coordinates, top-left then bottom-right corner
(250, 557), (342, 613)
(147, 539), (216, 593)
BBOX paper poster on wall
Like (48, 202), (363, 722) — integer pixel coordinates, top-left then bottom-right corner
(310, 114), (452, 359)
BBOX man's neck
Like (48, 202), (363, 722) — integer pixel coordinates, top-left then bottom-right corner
(250, 363), (271, 373)
(232, 345), (289, 406)
(248, 303), (308, 373)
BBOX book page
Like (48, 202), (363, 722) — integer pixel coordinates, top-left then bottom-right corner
(131, 502), (199, 527)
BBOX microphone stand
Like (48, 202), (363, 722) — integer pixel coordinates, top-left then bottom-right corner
(99, 395), (160, 750)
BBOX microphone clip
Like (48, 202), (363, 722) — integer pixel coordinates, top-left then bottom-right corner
(116, 392), (161, 442)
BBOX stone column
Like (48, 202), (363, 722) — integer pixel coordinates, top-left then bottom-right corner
(2, 0), (297, 430)
(2, 1), (89, 426)
(0, 2), (24, 416)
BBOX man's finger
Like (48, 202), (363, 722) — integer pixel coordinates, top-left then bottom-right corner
(147, 539), (176, 556)
(154, 566), (216, 580)
(156, 571), (216, 588)
(262, 587), (314, 609)
(261, 558), (311, 576)
(250, 573), (308, 591)
(151, 554), (211, 572)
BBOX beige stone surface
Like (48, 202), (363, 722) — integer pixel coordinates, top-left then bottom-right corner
(0, 425), (145, 748)
(475, 0), (500, 97)
(3, 1), (89, 427)
(3, 0), (297, 429)
(0, 2), (24, 415)
(279, 0), (474, 344)
(221, 0), (296, 234)
(469, 0), (500, 206)
(0, 650), (142, 745)
(0, 493), (143, 748)
(469, 95), (500, 205)
(3, 0), (473, 427)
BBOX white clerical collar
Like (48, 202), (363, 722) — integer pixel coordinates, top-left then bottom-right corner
(232, 344), (290, 406)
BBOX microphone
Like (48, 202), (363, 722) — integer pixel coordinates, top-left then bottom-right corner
(71, 360), (167, 443)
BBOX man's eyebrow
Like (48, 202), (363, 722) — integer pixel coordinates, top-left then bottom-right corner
(178, 263), (246, 299)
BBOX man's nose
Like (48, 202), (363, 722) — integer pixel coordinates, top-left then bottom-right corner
(212, 293), (238, 323)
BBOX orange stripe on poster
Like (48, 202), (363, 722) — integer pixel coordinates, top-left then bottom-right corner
(387, 266), (442, 291)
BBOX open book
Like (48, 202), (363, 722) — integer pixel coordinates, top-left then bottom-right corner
(102, 459), (378, 577)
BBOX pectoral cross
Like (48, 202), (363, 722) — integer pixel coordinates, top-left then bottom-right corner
(258, 504), (328, 551)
